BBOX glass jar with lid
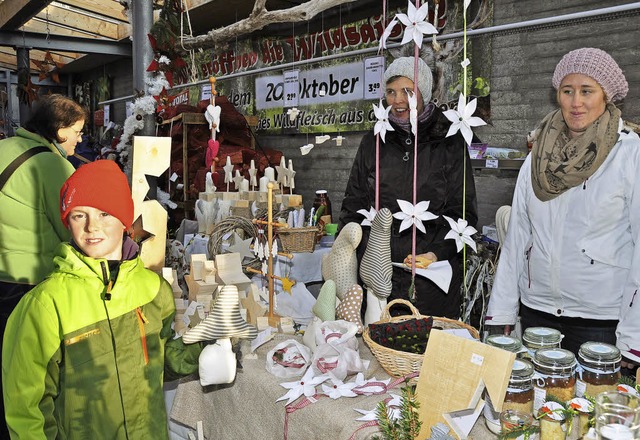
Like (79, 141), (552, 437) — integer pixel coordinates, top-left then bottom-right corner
(485, 334), (523, 353)
(522, 327), (562, 360)
(483, 337), (527, 434)
(533, 348), (576, 415)
(312, 190), (332, 224)
(504, 359), (535, 416)
(575, 341), (621, 398)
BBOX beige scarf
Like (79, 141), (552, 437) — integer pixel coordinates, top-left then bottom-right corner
(531, 103), (621, 202)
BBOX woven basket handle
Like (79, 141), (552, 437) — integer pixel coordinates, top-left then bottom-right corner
(380, 298), (421, 320)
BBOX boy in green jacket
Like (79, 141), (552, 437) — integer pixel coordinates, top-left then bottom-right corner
(2, 160), (202, 439)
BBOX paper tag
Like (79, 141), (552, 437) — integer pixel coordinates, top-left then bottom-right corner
(485, 159), (499, 168)
(170, 172), (179, 182)
(533, 386), (547, 415)
(470, 353), (484, 366)
(575, 379), (587, 397)
(251, 328), (275, 352)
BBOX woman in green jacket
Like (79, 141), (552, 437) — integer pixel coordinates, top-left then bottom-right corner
(2, 160), (202, 439)
(0, 94), (87, 437)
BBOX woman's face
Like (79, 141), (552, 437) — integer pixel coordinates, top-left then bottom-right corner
(384, 77), (424, 120)
(57, 119), (85, 156)
(558, 74), (607, 139)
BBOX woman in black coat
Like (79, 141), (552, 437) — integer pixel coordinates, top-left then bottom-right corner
(339, 57), (478, 318)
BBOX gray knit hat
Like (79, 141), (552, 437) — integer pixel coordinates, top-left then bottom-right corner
(384, 57), (433, 105)
(552, 48), (628, 103)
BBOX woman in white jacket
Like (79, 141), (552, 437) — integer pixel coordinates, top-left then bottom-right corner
(486, 48), (639, 372)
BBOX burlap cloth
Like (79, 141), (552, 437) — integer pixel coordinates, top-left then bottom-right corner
(169, 333), (502, 440)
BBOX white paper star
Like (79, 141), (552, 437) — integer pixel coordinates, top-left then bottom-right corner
(464, 0), (471, 11)
(357, 207), (378, 227)
(333, 136), (345, 146)
(354, 393), (402, 421)
(276, 368), (328, 405)
(396, 2), (438, 48)
(443, 215), (478, 253)
(373, 99), (394, 143)
(352, 373), (390, 395)
(378, 17), (399, 52)
(393, 199), (438, 234)
(321, 375), (358, 399)
(300, 143), (314, 155)
(443, 93), (487, 146)
(315, 135), (330, 144)
(407, 89), (418, 136)
(204, 104), (221, 132)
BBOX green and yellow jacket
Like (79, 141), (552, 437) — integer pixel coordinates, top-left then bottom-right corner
(2, 240), (201, 439)
(0, 128), (75, 286)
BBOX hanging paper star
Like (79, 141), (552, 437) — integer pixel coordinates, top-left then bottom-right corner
(205, 104), (221, 132)
(321, 375), (358, 399)
(276, 368), (328, 405)
(271, 240), (279, 258)
(287, 107), (300, 121)
(407, 89), (418, 136)
(373, 99), (394, 143)
(281, 277), (295, 294)
(378, 17), (399, 52)
(396, 2), (438, 48)
(443, 93), (487, 146)
(464, 0), (472, 11)
(333, 136), (345, 146)
(443, 215), (478, 253)
(300, 144), (314, 155)
(315, 135), (330, 144)
(357, 207), (378, 227)
(393, 200), (437, 234)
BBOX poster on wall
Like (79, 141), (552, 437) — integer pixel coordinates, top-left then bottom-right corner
(196, 1), (491, 135)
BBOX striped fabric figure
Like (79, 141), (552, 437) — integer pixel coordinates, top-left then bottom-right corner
(359, 208), (393, 299)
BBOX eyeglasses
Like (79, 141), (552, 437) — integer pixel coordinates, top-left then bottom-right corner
(73, 129), (84, 137)
(384, 88), (414, 101)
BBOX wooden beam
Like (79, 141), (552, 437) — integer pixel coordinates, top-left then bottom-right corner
(0, 0), (51, 30)
(57, 0), (129, 23)
(37, 4), (121, 40)
(22, 17), (106, 39)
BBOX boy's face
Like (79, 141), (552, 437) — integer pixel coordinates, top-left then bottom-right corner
(67, 206), (125, 260)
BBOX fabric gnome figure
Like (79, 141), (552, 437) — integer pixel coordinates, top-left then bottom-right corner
(182, 285), (258, 385)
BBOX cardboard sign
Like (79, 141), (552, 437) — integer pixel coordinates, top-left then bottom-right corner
(415, 330), (515, 439)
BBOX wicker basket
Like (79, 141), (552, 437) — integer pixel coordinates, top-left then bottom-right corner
(363, 299), (480, 382)
(277, 226), (320, 253)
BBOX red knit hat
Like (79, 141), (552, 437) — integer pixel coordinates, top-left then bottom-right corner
(60, 160), (134, 229)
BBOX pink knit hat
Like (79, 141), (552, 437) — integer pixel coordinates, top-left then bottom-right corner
(552, 48), (628, 102)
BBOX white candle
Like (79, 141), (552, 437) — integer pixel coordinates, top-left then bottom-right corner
(240, 178), (249, 192)
(259, 176), (269, 192)
(264, 166), (275, 182)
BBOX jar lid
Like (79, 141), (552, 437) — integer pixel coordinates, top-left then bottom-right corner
(522, 327), (562, 345)
(510, 359), (535, 380)
(534, 348), (576, 371)
(578, 341), (621, 365)
(485, 334), (523, 353)
(316, 190), (327, 194)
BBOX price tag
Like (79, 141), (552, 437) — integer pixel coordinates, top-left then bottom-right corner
(485, 159), (499, 169)
(283, 70), (299, 107)
(103, 105), (110, 126)
(364, 56), (385, 100)
(201, 84), (211, 101)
